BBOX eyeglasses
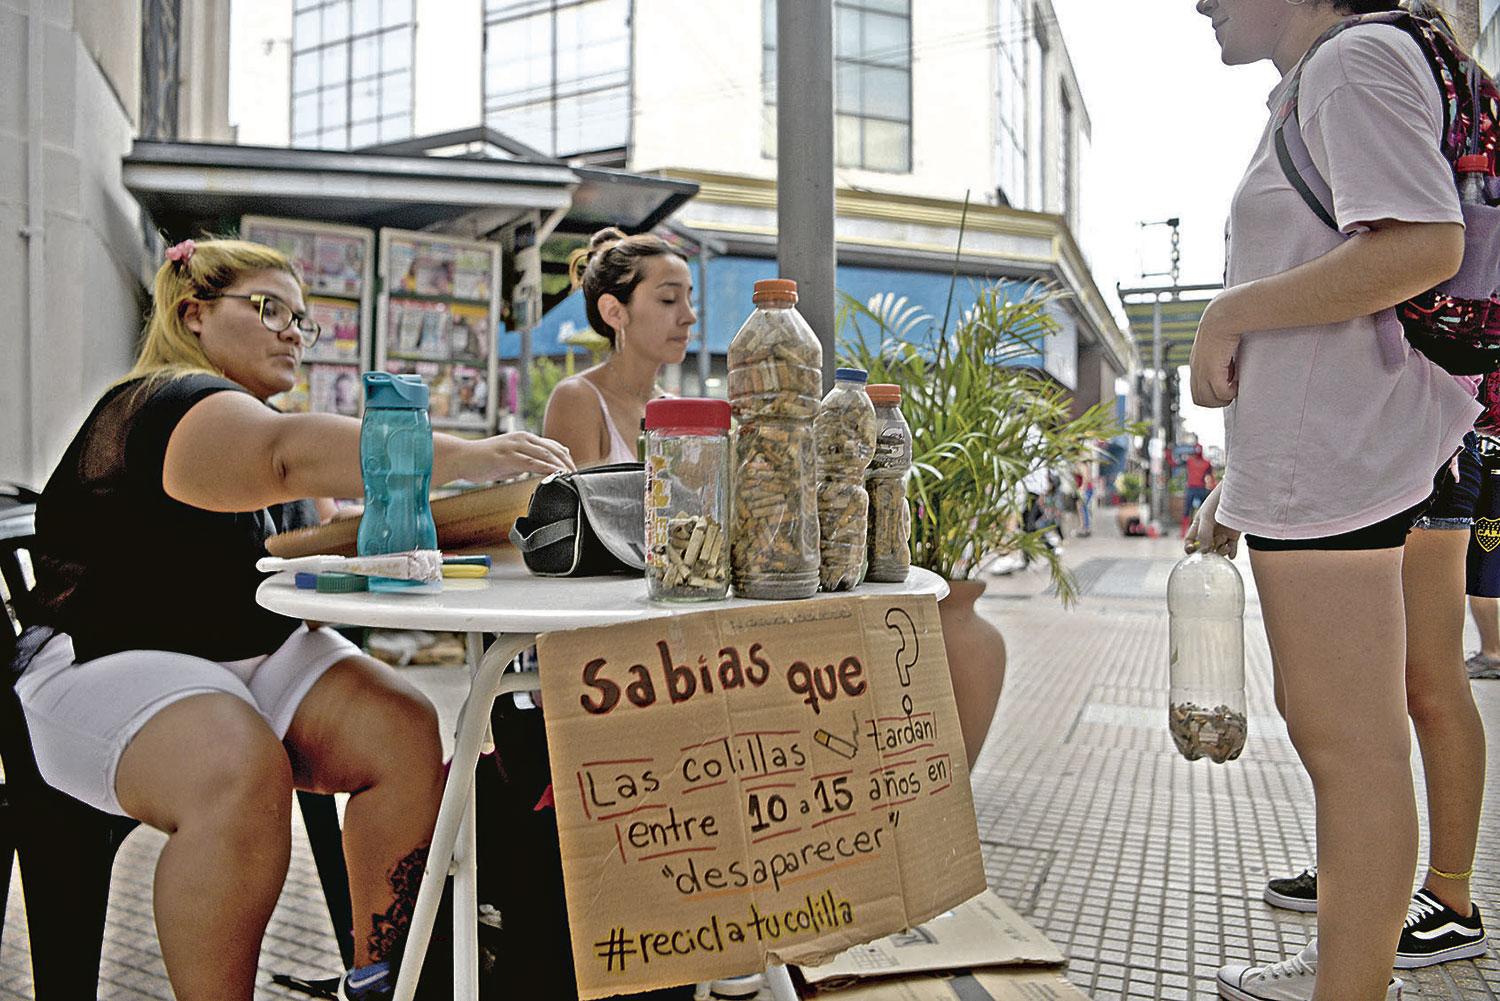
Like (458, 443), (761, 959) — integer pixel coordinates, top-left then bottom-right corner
(201, 293), (321, 348)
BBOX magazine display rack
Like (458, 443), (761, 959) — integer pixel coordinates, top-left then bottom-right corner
(377, 229), (503, 434)
(240, 216), (374, 417)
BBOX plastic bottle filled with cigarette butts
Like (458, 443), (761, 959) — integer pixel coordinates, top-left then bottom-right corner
(644, 397), (731, 601)
(864, 383), (913, 582)
(815, 368), (877, 591)
(727, 278), (824, 599)
(1166, 551), (1247, 763)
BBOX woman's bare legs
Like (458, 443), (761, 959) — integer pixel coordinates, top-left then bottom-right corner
(114, 693), (295, 1001)
(1470, 595), (1500, 659)
(1403, 528), (1486, 915)
(283, 655), (445, 969)
(1251, 546), (1414, 1000)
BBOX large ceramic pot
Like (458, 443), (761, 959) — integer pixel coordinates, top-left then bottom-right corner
(938, 579), (1006, 768)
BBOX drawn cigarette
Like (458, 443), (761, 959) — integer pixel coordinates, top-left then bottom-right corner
(814, 729), (858, 759)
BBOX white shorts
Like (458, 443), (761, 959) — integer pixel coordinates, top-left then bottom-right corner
(16, 625), (361, 816)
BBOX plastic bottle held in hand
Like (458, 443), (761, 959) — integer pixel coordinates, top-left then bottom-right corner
(727, 278), (824, 599)
(865, 384), (913, 582)
(357, 372), (438, 591)
(1167, 552), (1247, 763)
(815, 368), (877, 591)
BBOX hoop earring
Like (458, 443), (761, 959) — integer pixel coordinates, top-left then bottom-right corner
(1286, 0), (1308, 5)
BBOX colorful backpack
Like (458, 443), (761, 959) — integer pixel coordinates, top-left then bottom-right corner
(1275, 11), (1500, 377)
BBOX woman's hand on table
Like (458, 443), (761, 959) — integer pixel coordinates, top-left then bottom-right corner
(461, 432), (575, 481)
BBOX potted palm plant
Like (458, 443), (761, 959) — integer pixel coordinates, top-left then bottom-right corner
(839, 283), (1122, 765)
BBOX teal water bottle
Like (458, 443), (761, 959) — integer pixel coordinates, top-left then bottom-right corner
(357, 372), (438, 591)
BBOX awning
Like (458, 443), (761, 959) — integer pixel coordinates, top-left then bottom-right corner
(122, 132), (698, 240)
(1119, 289), (1219, 369)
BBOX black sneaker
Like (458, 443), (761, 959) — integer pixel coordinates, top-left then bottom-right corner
(1264, 866), (1318, 913)
(1395, 888), (1489, 968)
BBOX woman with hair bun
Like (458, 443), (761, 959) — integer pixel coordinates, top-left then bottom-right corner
(544, 226), (698, 466)
(14, 237), (574, 1001)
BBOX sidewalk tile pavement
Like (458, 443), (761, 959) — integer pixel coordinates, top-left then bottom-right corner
(2, 516), (1497, 998)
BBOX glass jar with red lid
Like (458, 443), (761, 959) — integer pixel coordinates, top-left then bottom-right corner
(644, 397), (732, 602)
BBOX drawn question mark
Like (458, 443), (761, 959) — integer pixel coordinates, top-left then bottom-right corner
(885, 607), (919, 717)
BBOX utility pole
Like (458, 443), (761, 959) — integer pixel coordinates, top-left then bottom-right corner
(1139, 217), (1182, 529)
(776, 0), (837, 390)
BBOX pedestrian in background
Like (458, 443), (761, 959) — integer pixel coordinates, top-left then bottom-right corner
(1187, 0), (1482, 996)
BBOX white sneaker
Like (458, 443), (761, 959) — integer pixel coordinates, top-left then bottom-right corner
(1216, 940), (1403, 1001)
(698, 974), (767, 999)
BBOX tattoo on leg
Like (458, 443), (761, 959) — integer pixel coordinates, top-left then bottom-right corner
(367, 845), (430, 963)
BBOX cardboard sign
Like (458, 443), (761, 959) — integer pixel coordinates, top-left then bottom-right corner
(536, 594), (987, 999)
(798, 890), (1064, 989)
(809, 969), (1089, 1001)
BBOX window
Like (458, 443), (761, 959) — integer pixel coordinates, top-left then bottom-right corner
(1060, 86), (1075, 230)
(1030, 6), (1049, 210)
(994, 0), (1027, 207)
(483, 0), (631, 157)
(763, 0), (912, 173)
(290, 0), (414, 149)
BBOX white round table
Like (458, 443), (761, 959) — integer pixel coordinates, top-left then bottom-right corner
(258, 559), (947, 1001)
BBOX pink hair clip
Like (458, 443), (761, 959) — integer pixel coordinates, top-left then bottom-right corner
(165, 239), (196, 265)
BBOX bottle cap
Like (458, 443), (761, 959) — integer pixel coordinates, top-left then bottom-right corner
(316, 571), (370, 593)
(1457, 153), (1491, 175)
(644, 397), (732, 431)
(294, 572), (319, 590)
(834, 367), (868, 383)
(867, 384), (902, 405)
(752, 278), (799, 304)
(364, 372), (429, 410)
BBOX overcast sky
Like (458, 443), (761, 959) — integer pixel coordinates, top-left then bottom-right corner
(1054, 0), (1280, 448)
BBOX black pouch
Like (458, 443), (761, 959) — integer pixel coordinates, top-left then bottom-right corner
(508, 462), (646, 576)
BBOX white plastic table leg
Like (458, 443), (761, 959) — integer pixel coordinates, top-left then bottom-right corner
(391, 632), (535, 1001)
(765, 964), (798, 1001)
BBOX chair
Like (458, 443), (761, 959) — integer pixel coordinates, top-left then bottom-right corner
(0, 489), (354, 998)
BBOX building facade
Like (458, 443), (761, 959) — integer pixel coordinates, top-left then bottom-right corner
(1, 0), (232, 487)
(234, 0), (1130, 411)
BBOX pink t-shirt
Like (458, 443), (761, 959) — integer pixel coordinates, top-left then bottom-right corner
(1217, 24), (1480, 539)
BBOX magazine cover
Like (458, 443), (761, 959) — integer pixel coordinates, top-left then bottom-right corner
(310, 365), (362, 416)
(453, 248), (491, 300)
(447, 302), (490, 360)
(308, 297), (360, 360)
(388, 238), (418, 294)
(393, 300), (426, 354)
(418, 302), (449, 357)
(413, 249), (456, 296)
(244, 224), (315, 280)
(312, 233), (364, 296)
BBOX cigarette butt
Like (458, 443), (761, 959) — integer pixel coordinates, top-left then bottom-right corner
(442, 564), (489, 579)
(814, 729), (858, 759)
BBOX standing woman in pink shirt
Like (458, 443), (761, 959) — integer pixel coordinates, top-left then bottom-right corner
(1187, 0), (1483, 997)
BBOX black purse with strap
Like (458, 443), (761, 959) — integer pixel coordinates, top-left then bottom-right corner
(507, 463), (646, 576)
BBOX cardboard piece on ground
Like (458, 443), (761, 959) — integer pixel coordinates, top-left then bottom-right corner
(535, 594), (987, 999)
(264, 477), (538, 557)
(798, 889), (1063, 988)
(805, 969), (1089, 1000)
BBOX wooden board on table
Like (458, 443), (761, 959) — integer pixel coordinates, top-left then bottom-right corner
(265, 477), (540, 557)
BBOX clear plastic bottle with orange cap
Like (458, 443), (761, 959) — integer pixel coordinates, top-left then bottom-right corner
(865, 383), (912, 582)
(726, 278), (824, 599)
